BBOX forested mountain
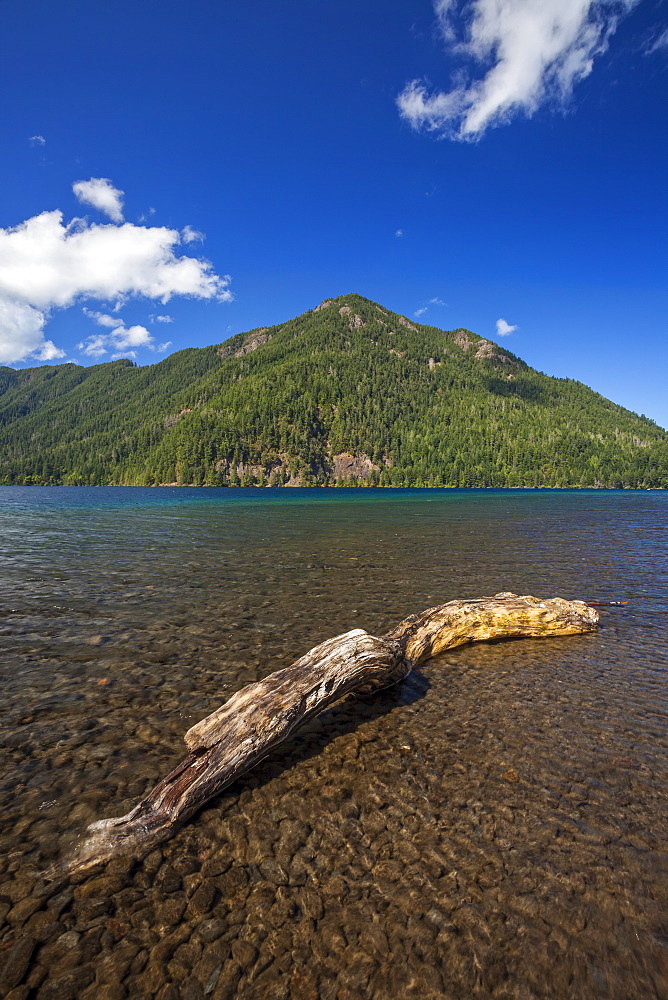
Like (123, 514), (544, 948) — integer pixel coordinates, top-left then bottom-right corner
(1, 294), (666, 487)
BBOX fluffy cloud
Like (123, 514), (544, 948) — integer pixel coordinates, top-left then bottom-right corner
(414, 307), (429, 317)
(29, 135), (46, 147)
(79, 309), (155, 357)
(78, 323), (154, 358)
(0, 191), (232, 365)
(398, 0), (639, 140)
(0, 298), (65, 364)
(496, 318), (517, 336)
(0, 211), (230, 311)
(182, 225), (204, 243)
(83, 308), (121, 329)
(73, 177), (125, 222)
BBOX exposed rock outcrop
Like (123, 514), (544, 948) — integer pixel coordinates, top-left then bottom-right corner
(234, 331), (271, 357)
(454, 329), (473, 351)
(339, 306), (366, 329)
(397, 316), (418, 332)
(332, 452), (380, 480)
(453, 330), (514, 366)
(475, 339), (513, 364)
(218, 330), (271, 360)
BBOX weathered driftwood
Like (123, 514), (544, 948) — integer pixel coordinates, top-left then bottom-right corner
(51, 593), (597, 875)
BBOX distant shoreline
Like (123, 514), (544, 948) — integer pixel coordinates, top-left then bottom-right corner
(1, 484), (663, 491)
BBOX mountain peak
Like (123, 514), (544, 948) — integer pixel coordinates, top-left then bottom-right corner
(0, 295), (665, 487)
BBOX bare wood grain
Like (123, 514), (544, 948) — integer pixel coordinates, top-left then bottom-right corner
(49, 593), (597, 875)
(387, 592), (599, 665)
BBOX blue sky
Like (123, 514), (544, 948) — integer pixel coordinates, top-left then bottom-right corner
(1, 0), (666, 426)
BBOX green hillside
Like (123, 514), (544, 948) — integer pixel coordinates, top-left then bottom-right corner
(1, 293), (666, 487)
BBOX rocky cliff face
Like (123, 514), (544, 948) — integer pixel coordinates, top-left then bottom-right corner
(218, 329), (272, 359)
(331, 452), (380, 481)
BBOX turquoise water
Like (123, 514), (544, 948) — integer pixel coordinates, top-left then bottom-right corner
(0, 488), (666, 999)
(1, 483), (665, 511)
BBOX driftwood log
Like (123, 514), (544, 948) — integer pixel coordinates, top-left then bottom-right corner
(51, 593), (598, 875)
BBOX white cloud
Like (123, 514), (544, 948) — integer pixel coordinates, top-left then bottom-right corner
(78, 323), (153, 358)
(153, 314), (174, 323)
(646, 28), (668, 54)
(29, 135), (46, 146)
(83, 308), (122, 329)
(398, 0), (640, 140)
(35, 340), (67, 361)
(73, 177), (125, 222)
(0, 191), (232, 365)
(78, 320), (174, 359)
(79, 307), (175, 358)
(415, 297), (447, 318)
(116, 324), (153, 348)
(182, 225), (204, 243)
(0, 298), (65, 364)
(395, 228), (404, 237)
(496, 318), (517, 336)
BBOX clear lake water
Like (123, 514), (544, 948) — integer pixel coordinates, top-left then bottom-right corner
(0, 487), (666, 999)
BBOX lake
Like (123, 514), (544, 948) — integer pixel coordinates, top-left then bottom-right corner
(0, 487), (666, 999)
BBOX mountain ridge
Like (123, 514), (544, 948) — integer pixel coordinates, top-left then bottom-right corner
(1, 293), (666, 487)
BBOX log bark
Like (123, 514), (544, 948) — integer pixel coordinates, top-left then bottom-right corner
(49, 593), (597, 876)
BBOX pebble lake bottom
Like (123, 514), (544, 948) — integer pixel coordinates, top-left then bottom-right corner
(0, 487), (666, 1000)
